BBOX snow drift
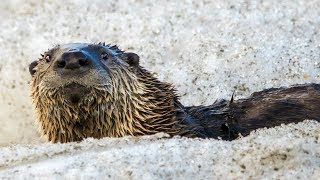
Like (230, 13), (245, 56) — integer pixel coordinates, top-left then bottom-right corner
(0, 121), (319, 179)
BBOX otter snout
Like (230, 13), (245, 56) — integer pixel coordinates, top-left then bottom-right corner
(54, 49), (91, 74)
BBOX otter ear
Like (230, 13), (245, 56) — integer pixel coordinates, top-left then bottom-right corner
(29, 61), (38, 76)
(124, 52), (139, 67)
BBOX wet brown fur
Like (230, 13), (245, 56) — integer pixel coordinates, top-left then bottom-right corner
(186, 84), (320, 139)
(29, 43), (320, 143)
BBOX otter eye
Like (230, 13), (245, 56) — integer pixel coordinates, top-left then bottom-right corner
(44, 55), (51, 62)
(100, 52), (109, 60)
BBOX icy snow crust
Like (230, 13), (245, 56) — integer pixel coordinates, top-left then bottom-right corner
(0, 121), (320, 179)
(0, 0), (319, 178)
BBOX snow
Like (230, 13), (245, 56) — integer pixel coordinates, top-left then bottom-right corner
(0, 0), (319, 179)
(0, 121), (319, 179)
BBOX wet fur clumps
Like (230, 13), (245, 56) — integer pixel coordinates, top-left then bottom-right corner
(29, 43), (320, 143)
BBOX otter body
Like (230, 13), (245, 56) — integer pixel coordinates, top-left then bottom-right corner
(29, 43), (320, 143)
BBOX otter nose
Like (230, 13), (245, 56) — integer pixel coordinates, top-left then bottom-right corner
(55, 50), (90, 71)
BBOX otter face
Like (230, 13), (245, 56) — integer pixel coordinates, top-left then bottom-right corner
(29, 43), (140, 104)
(30, 43), (179, 142)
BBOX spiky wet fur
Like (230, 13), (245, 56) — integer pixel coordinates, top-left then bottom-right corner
(30, 43), (320, 143)
(31, 44), (184, 143)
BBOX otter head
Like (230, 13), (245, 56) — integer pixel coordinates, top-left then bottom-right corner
(29, 43), (181, 143)
(29, 43), (140, 104)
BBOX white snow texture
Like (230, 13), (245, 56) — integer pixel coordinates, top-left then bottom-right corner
(0, 0), (319, 179)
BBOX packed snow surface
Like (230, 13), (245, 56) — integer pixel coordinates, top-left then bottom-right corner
(0, 0), (319, 179)
(0, 121), (320, 179)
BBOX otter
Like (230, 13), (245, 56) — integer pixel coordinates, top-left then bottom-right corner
(29, 43), (320, 143)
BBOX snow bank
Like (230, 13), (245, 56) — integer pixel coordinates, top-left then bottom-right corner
(0, 120), (319, 179)
(0, 0), (319, 178)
